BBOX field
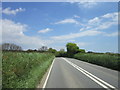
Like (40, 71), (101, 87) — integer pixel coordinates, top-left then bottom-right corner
(2, 51), (54, 88)
(74, 53), (119, 71)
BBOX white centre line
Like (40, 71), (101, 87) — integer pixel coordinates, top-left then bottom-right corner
(62, 58), (117, 90)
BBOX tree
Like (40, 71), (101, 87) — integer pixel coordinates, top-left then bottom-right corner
(77, 49), (85, 53)
(38, 46), (48, 52)
(48, 48), (57, 54)
(87, 51), (93, 53)
(60, 49), (65, 52)
(27, 49), (36, 52)
(66, 43), (79, 57)
(2, 43), (22, 51)
(56, 49), (67, 57)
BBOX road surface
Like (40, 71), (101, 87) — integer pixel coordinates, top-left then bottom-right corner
(44, 57), (119, 89)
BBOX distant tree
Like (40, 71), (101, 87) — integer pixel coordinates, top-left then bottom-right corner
(33, 49), (37, 52)
(60, 49), (65, 52)
(106, 52), (112, 54)
(66, 43), (79, 57)
(27, 49), (33, 52)
(2, 43), (22, 51)
(56, 49), (67, 57)
(77, 49), (85, 53)
(48, 48), (57, 54)
(87, 51), (93, 53)
(38, 46), (48, 52)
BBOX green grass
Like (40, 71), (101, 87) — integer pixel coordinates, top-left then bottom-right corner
(74, 53), (119, 71)
(2, 51), (54, 88)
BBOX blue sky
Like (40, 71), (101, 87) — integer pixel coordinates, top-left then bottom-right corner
(1, 2), (118, 53)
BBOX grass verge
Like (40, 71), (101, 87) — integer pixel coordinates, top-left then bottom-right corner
(2, 51), (54, 88)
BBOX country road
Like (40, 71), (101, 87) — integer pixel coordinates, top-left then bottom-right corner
(43, 57), (119, 89)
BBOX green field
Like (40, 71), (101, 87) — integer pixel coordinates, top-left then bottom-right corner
(74, 53), (119, 71)
(2, 51), (54, 88)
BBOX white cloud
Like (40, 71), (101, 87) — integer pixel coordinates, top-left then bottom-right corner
(54, 18), (79, 24)
(78, 1), (97, 8)
(102, 12), (118, 19)
(51, 12), (118, 41)
(2, 7), (25, 15)
(76, 42), (89, 47)
(105, 32), (118, 37)
(95, 21), (117, 30)
(79, 12), (118, 31)
(38, 28), (52, 33)
(80, 26), (91, 31)
(73, 15), (80, 18)
(80, 28), (85, 31)
(69, 0), (97, 8)
(51, 30), (102, 40)
(102, 12), (118, 22)
(1, 19), (52, 49)
(2, 19), (27, 37)
(88, 17), (100, 24)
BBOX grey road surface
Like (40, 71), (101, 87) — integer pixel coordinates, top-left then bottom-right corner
(45, 57), (119, 89)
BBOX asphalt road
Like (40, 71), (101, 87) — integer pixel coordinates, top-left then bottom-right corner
(44, 57), (119, 89)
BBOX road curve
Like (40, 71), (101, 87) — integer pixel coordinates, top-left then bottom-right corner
(44, 57), (119, 89)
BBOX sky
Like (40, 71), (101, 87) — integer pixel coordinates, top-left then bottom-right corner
(1, 2), (118, 53)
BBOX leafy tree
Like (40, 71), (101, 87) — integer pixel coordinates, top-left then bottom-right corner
(48, 48), (57, 54)
(60, 49), (65, 52)
(56, 49), (67, 57)
(27, 49), (37, 52)
(77, 49), (85, 53)
(66, 43), (79, 57)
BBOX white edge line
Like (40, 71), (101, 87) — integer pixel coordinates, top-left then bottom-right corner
(42, 58), (55, 89)
(62, 58), (116, 89)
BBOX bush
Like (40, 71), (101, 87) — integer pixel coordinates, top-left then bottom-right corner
(74, 53), (119, 71)
(77, 49), (85, 53)
(56, 51), (67, 57)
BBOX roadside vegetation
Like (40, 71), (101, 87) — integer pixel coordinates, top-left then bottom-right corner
(2, 51), (54, 88)
(1, 42), (119, 88)
(74, 53), (119, 71)
(55, 43), (119, 71)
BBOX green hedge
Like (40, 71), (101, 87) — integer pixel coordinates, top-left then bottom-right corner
(2, 51), (54, 88)
(74, 53), (119, 71)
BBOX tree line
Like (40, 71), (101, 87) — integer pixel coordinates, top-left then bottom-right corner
(1, 42), (117, 56)
(1, 43), (22, 51)
(1, 42), (86, 57)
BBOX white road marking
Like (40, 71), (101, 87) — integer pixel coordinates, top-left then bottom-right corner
(62, 58), (117, 90)
(42, 58), (55, 89)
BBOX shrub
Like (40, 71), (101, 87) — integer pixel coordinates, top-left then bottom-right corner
(74, 53), (119, 71)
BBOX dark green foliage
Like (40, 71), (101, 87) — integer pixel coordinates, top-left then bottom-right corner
(74, 53), (119, 71)
(66, 43), (79, 57)
(77, 49), (85, 53)
(2, 52), (54, 88)
(56, 50), (67, 57)
(48, 48), (57, 54)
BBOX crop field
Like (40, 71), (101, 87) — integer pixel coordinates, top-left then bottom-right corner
(74, 53), (119, 71)
(2, 51), (54, 88)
